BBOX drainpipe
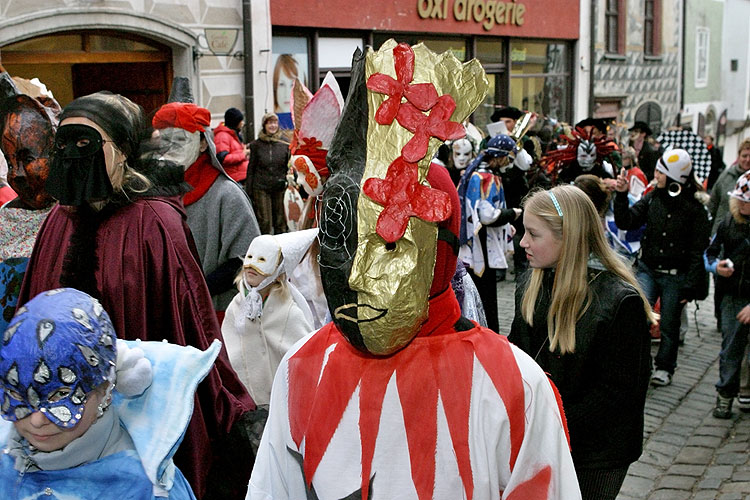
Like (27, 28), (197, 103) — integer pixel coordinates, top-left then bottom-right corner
(242, 0), (256, 141)
(589, 0), (596, 117)
(679, 0), (686, 121)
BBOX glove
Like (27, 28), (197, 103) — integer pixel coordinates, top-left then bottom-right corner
(115, 339), (153, 397)
(514, 149), (532, 171)
(477, 199), (502, 224)
(602, 160), (614, 178)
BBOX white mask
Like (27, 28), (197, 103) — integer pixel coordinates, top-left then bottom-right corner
(577, 141), (597, 170)
(243, 235), (282, 277)
(154, 128), (202, 170)
(452, 139), (473, 170)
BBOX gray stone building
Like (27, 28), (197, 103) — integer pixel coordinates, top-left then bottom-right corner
(587, 0), (682, 139)
(0, 0), (274, 135)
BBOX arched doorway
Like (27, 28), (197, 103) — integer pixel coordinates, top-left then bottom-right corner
(1, 31), (172, 114)
(634, 101), (662, 136)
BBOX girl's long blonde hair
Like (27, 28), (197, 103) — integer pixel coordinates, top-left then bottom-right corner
(520, 185), (654, 354)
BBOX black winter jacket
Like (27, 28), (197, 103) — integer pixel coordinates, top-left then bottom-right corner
(705, 212), (750, 299)
(509, 268), (651, 469)
(246, 138), (290, 193)
(613, 188), (710, 301)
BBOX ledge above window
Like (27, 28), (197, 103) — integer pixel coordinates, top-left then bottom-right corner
(602, 53), (627, 62)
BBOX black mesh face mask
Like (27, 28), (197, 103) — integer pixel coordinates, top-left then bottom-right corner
(46, 124), (114, 206)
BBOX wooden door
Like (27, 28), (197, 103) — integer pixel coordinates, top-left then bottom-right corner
(72, 62), (168, 115)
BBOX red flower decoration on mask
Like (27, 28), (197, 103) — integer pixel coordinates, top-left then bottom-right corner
(366, 44), (438, 125)
(396, 94), (466, 163)
(363, 156), (452, 243)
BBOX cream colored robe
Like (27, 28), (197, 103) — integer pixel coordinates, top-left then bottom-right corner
(222, 281), (313, 406)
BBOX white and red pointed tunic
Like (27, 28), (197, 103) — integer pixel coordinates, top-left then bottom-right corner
(248, 288), (581, 500)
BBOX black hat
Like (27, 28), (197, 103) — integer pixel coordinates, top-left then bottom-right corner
(575, 117), (609, 133)
(491, 106), (523, 123)
(224, 107), (244, 130)
(628, 120), (653, 136)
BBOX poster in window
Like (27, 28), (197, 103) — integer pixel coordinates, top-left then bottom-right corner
(272, 36), (309, 130)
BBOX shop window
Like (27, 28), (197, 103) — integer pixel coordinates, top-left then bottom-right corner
(605, 0), (626, 55)
(510, 41), (571, 123)
(695, 28), (709, 88)
(634, 102), (662, 136)
(372, 34), (466, 61)
(473, 73), (499, 137)
(318, 37), (363, 69)
(417, 38), (466, 61)
(644, 0), (661, 56)
(476, 39), (504, 65)
(272, 36), (310, 130)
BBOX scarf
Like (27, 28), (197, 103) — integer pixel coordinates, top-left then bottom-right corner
(258, 129), (287, 144)
(183, 154), (220, 206)
(236, 264), (285, 330)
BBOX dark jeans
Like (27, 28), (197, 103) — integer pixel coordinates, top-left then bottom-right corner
(636, 261), (686, 374)
(717, 295), (750, 397)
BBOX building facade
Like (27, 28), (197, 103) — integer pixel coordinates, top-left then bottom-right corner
(0, 0), (273, 134)
(269, 0), (581, 135)
(681, 0), (726, 146)
(720, 0), (750, 160)
(589, 0), (682, 139)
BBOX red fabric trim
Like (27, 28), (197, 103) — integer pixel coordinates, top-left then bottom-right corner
(301, 339), (365, 484)
(358, 357), (394, 500)
(0, 185), (17, 206)
(396, 346), (438, 500)
(288, 326), (334, 449)
(183, 154), (220, 206)
(472, 334), (526, 470)
(433, 336), (474, 498)
(506, 465), (552, 500)
(546, 375), (571, 449)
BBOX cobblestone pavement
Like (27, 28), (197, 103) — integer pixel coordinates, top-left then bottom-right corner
(496, 272), (750, 500)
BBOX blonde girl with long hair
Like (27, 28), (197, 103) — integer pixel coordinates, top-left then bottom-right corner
(509, 184), (653, 500)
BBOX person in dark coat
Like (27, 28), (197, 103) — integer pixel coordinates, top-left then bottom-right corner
(614, 149), (711, 387)
(705, 170), (750, 418)
(246, 113), (290, 234)
(509, 184), (653, 500)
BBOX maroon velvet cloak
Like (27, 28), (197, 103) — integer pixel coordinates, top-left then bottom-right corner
(17, 196), (254, 498)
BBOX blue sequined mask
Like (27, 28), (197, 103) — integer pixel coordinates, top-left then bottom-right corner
(0, 288), (117, 428)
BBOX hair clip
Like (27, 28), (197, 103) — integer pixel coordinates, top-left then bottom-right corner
(548, 191), (563, 217)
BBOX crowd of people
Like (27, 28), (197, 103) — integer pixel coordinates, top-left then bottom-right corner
(0, 39), (747, 500)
